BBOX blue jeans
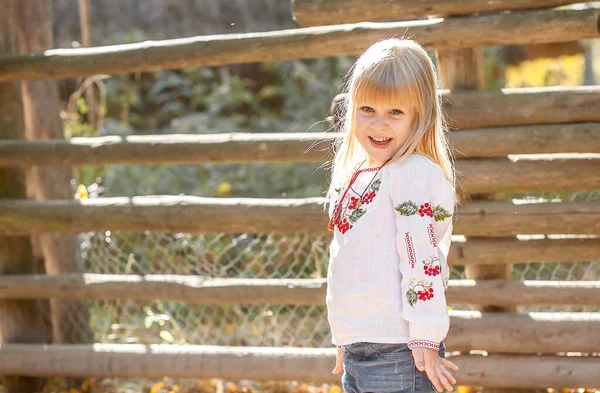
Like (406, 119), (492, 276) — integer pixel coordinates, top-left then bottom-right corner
(340, 341), (446, 393)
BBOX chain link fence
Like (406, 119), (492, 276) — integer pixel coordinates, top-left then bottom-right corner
(56, 226), (598, 348)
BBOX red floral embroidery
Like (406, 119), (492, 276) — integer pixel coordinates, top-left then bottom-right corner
(337, 217), (353, 234)
(422, 255), (440, 277)
(419, 287), (434, 301)
(348, 196), (362, 210)
(395, 200), (452, 222)
(406, 278), (434, 307)
(361, 190), (376, 204)
(418, 202), (433, 217)
(333, 179), (381, 234)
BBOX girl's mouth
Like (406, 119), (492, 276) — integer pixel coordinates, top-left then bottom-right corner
(369, 136), (392, 148)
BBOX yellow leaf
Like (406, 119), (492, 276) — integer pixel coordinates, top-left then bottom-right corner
(80, 379), (90, 393)
(224, 323), (235, 335)
(329, 386), (342, 393)
(151, 382), (166, 393)
(298, 383), (310, 393)
(218, 182), (232, 195)
(75, 184), (88, 200)
(76, 97), (89, 115)
(447, 306), (453, 311)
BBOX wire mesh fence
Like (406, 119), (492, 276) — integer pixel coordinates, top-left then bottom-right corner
(47, 228), (599, 347)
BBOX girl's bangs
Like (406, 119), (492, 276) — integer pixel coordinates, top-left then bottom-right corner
(353, 68), (415, 109)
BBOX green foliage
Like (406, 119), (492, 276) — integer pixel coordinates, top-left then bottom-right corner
(90, 56), (355, 200)
(101, 56), (351, 132)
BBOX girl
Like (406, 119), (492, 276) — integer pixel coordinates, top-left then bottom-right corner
(324, 38), (460, 393)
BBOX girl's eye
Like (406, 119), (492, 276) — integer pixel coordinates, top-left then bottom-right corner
(361, 106), (403, 115)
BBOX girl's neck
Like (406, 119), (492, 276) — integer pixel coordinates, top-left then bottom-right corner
(363, 157), (389, 170)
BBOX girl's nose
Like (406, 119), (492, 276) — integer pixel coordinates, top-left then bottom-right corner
(370, 120), (389, 130)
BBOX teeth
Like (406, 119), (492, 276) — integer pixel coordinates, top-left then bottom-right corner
(371, 137), (390, 142)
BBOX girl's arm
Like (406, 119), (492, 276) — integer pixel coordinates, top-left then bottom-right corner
(389, 157), (455, 351)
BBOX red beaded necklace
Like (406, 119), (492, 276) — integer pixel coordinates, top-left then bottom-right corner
(327, 158), (392, 232)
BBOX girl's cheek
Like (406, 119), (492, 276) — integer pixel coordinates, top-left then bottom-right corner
(355, 117), (367, 128)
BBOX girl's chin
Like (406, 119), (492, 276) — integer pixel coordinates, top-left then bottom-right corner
(358, 139), (399, 165)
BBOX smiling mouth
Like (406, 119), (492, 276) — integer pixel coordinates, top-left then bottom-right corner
(369, 136), (392, 146)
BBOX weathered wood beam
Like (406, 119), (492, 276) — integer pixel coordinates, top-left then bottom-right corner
(0, 123), (598, 166)
(0, 9), (598, 81)
(446, 280), (600, 307)
(292, 0), (583, 27)
(444, 87), (600, 129)
(456, 156), (600, 194)
(450, 353), (600, 388)
(448, 237), (600, 265)
(0, 343), (598, 386)
(0, 197), (598, 236)
(0, 274), (597, 308)
(448, 311), (600, 354)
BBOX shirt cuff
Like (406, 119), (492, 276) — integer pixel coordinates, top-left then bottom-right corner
(407, 319), (448, 351)
(407, 339), (440, 351)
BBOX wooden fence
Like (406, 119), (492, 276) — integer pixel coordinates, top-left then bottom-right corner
(0, 0), (599, 390)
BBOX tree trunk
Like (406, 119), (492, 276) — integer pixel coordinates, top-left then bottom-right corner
(14, 0), (93, 346)
(0, 1), (48, 392)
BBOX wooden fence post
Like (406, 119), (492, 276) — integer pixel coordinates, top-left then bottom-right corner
(437, 47), (544, 393)
(0, 1), (48, 392)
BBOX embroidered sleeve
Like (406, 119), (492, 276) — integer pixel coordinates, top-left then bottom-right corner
(389, 158), (455, 351)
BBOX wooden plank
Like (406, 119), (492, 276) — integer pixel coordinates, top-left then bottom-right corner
(457, 200), (600, 237)
(0, 343), (598, 386)
(292, 0), (582, 27)
(448, 123), (600, 157)
(0, 197), (598, 236)
(444, 86), (600, 129)
(450, 354), (600, 389)
(0, 9), (598, 81)
(446, 280), (600, 307)
(455, 156), (600, 194)
(0, 274), (598, 308)
(0, 122), (599, 167)
(448, 237), (600, 265)
(448, 311), (600, 354)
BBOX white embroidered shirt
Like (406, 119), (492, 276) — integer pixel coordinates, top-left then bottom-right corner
(326, 153), (455, 351)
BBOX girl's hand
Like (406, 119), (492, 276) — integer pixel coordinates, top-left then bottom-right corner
(332, 347), (344, 374)
(411, 347), (459, 392)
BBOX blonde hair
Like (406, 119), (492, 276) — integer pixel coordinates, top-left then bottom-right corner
(325, 37), (456, 205)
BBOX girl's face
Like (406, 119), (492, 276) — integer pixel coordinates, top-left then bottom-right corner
(353, 100), (417, 167)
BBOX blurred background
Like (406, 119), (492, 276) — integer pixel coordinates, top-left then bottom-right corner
(4, 1), (599, 393)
